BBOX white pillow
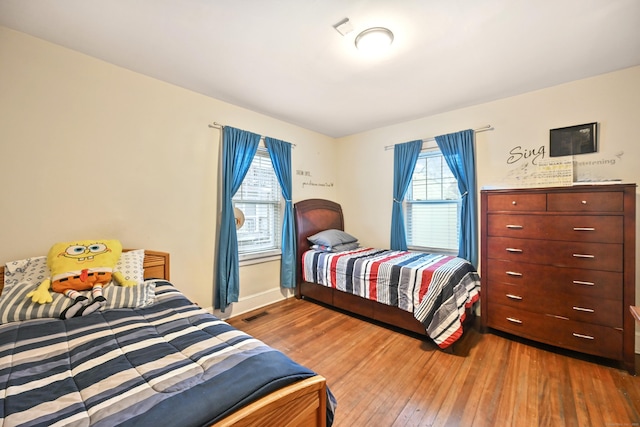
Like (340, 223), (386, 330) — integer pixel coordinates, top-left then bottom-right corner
(116, 249), (145, 284)
(307, 229), (358, 247)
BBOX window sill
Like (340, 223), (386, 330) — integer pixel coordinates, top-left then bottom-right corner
(239, 250), (282, 267)
(407, 246), (458, 256)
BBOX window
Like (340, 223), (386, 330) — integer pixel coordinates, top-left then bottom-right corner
(406, 148), (460, 254)
(233, 147), (281, 258)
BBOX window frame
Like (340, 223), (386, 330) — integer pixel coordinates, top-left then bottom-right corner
(405, 147), (461, 255)
(232, 146), (283, 264)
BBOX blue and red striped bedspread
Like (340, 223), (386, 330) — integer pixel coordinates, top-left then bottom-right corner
(302, 248), (480, 348)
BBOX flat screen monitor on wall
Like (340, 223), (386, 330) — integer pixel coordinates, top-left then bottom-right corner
(550, 122), (598, 157)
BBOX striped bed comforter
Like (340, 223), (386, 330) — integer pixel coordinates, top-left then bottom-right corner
(302, 248), (481, 348)
(0, 281), (328, 427)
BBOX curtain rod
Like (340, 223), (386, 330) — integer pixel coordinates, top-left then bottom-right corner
(208, 122), (296, 147)
(383, 125), (493, 151)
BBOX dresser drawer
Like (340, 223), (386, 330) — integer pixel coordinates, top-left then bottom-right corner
(487, 237), (623, 271)
(487, 214), (622, 243)
(486, 280), (622, 328)
(547, 191), (623, 212)
(487, 304), (623, 360)
(486, 193), (546, 212)
(486, 259), (623, 301)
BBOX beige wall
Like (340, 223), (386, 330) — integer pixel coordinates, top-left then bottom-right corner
(0, 26), (338, 315)
(335, 65), (640, 349)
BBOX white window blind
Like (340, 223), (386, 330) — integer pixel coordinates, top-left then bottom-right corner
(406, 149), (460, 253)
(233, 148), (281, 254)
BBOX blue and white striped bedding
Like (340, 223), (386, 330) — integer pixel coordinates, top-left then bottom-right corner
(0, 280), (329, 427)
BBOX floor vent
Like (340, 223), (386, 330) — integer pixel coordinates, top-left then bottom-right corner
(243, 311), (269, 322)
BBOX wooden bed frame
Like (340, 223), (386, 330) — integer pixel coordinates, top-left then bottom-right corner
(294, 198), (435, 338)
(0, 249), (328, 427)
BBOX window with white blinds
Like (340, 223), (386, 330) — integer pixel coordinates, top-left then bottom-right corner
(406, 149), (460, 253)
(232, 148), (281, 255)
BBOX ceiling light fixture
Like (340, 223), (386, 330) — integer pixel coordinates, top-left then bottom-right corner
(354, 27), (394, 53)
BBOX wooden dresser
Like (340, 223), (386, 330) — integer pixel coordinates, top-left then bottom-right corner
(480, 184), (636, 373)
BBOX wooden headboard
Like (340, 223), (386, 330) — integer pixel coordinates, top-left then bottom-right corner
(294, 199), (344, 288)
(0, 250), (170, 295)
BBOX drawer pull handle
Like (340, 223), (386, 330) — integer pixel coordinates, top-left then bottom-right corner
(573, 280), (595, 286)
(572, 254), (595, 259)
(572, 332), (594, 340)
(506, 271), (523, 277)
(573, 306), (595, 313)
(512, 201), (517, 205)
(506, 294), (523, 300)
(581, 200), (587, 205)
(506, 248), (523, 253)
(547, 314), (570, 320)
(506, 224), (523, 229)
(573, 227), (595, 231)
(506, 317), (522, 324)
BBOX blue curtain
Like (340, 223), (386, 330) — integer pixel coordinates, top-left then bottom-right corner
(265, 137), (295, 289)
(215, 126), (261, 311)
(435, 129), (478, 267)
(390, 140), (423, 251)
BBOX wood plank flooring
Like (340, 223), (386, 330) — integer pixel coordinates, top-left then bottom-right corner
(227, 297), (640, 427)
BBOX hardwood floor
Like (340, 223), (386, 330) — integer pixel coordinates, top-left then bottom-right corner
(228, 297), (640, 427)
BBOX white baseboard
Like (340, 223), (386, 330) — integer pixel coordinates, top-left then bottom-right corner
(204, 287), (295, 320)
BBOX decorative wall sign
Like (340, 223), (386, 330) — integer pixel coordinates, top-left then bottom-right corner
(507, 145), (546, 166)
(302, 180), (334, 189)
(573, 151), (624, 182)
(502, 157), (573, 188)
(296, 169), (334, 189)
(550, 122), (597, 157)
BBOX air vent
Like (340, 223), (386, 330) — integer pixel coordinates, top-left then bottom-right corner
(243, 311), (269, 322)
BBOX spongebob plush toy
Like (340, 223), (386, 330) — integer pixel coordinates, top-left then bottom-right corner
(27, 239), (137, 319)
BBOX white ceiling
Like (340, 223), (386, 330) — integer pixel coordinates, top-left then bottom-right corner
(1, 0), (639, 138)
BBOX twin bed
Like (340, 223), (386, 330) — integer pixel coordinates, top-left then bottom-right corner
(294, 198), (481, 349)
(0, 250), (333, 427)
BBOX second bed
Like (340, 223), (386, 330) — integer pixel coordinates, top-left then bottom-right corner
(294, 198), (480, 349)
